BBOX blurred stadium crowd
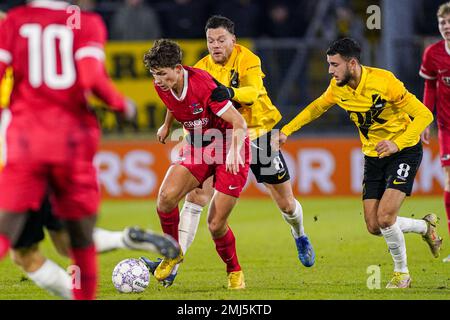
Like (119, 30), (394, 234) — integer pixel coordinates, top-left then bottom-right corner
(0, 0), (446, 135)
(1, 0), (443, 40)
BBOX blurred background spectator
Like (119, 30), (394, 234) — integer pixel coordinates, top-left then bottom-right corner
(416, 0), (445, 35)
(110, 0), (161, 40)
(157, 0), (207, 39)
(333, 3), (365, 42)
(0, 0), (24, 11)
(262, 2), (296, 38)
(213, 0), (262, 38)
(76, 0), (96, 10)
(1, 0), (444, 136)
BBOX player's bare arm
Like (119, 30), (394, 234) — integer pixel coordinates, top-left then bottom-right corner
(277, 132), (288, 149)
(219, 106), (247, 174)
(421, 126), (431, 145)
(270, 131), (287, 152)
(157, 110), (175, 144)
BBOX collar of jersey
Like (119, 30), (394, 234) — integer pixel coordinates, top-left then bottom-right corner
(29, 0), (70, 10)
(348, 65), (368, 96)
(444, 41), (450, 56)
(170, 68), (188, 102)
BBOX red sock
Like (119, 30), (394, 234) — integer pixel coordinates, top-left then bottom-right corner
(0, 234), (10, 260)
(213, 227), (241, 273)
(157, 207), (180, 242)
(70, 245), (97, 300)
(445, 191), (450, 235)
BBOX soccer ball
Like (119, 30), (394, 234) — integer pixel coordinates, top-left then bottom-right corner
(112, 258), (150, 293)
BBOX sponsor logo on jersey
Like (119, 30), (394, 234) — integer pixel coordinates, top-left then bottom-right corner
(183, 118), (209, 129)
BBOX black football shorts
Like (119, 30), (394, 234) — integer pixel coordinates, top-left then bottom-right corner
(250, 131), (291, 184)
(362, 142), (423, 200)
(13, 195), (64, 249)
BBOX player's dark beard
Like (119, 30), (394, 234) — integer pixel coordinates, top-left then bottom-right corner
(336, 69), (352, 87)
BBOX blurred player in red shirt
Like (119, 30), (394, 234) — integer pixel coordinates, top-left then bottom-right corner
(419, 1), (450, 263)
(0, 0), (136, 299)
(142, 39), (249, 289)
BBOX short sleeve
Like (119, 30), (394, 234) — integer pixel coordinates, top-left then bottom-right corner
(74, 14), (107, 61)
(0, 17), (14, 66)
(419, 46), (437, 80)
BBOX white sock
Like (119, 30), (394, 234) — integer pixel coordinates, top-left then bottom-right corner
(396, 216), (427, 235)
(169, 201), (203, 277)
(27, 259), (72, 300)
(380, 222), (409, 273)
(178, 201), (203, 254)
(93, 228), (125, 253)
(171, 263), (180, 276)
(281, 199), (305, 238)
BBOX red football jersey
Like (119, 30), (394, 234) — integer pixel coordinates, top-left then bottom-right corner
(0, 1), (108, 162)
(420, 40), (450, 128)
(155, 66), (234, 140)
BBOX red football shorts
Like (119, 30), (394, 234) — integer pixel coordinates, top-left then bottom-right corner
(176, 138), (251, 198)
(0, 161), (99, 220)
(438, 127), (450, 167)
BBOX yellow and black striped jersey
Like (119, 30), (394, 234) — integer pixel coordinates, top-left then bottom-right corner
(281, 66), (433, 157)
(195, 44), (282, 140)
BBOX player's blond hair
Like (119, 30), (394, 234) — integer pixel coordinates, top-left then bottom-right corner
(437, 2), (450, 18)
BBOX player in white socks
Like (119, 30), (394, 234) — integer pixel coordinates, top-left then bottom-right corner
(10, 197), (179, 299)
(139, 15), (314, 287)
(274, 37), (443, 288)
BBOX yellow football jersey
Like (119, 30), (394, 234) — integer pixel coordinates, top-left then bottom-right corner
(0, 67), (12, 109)
(0, 67), (13, 170)
(194, 44), (282, 140)
(281, 66), (433, 157)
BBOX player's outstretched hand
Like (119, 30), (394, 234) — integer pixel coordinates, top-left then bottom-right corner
(270, 131), (287, 151)
(157, 123), (170, 144)
(124, 98), (137, 121)
(226, 147), (244, 175)
(421, 126), (430, 145)
(376, 140), (399, 158)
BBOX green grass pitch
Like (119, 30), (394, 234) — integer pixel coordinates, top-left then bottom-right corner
(0, 197), (448, 300)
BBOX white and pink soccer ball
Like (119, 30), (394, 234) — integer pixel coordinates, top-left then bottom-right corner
(112, 258), (150, 293)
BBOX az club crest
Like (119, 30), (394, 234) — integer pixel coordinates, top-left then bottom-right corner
(443, 77), (450, 86)
(190, 103), (203, 114)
